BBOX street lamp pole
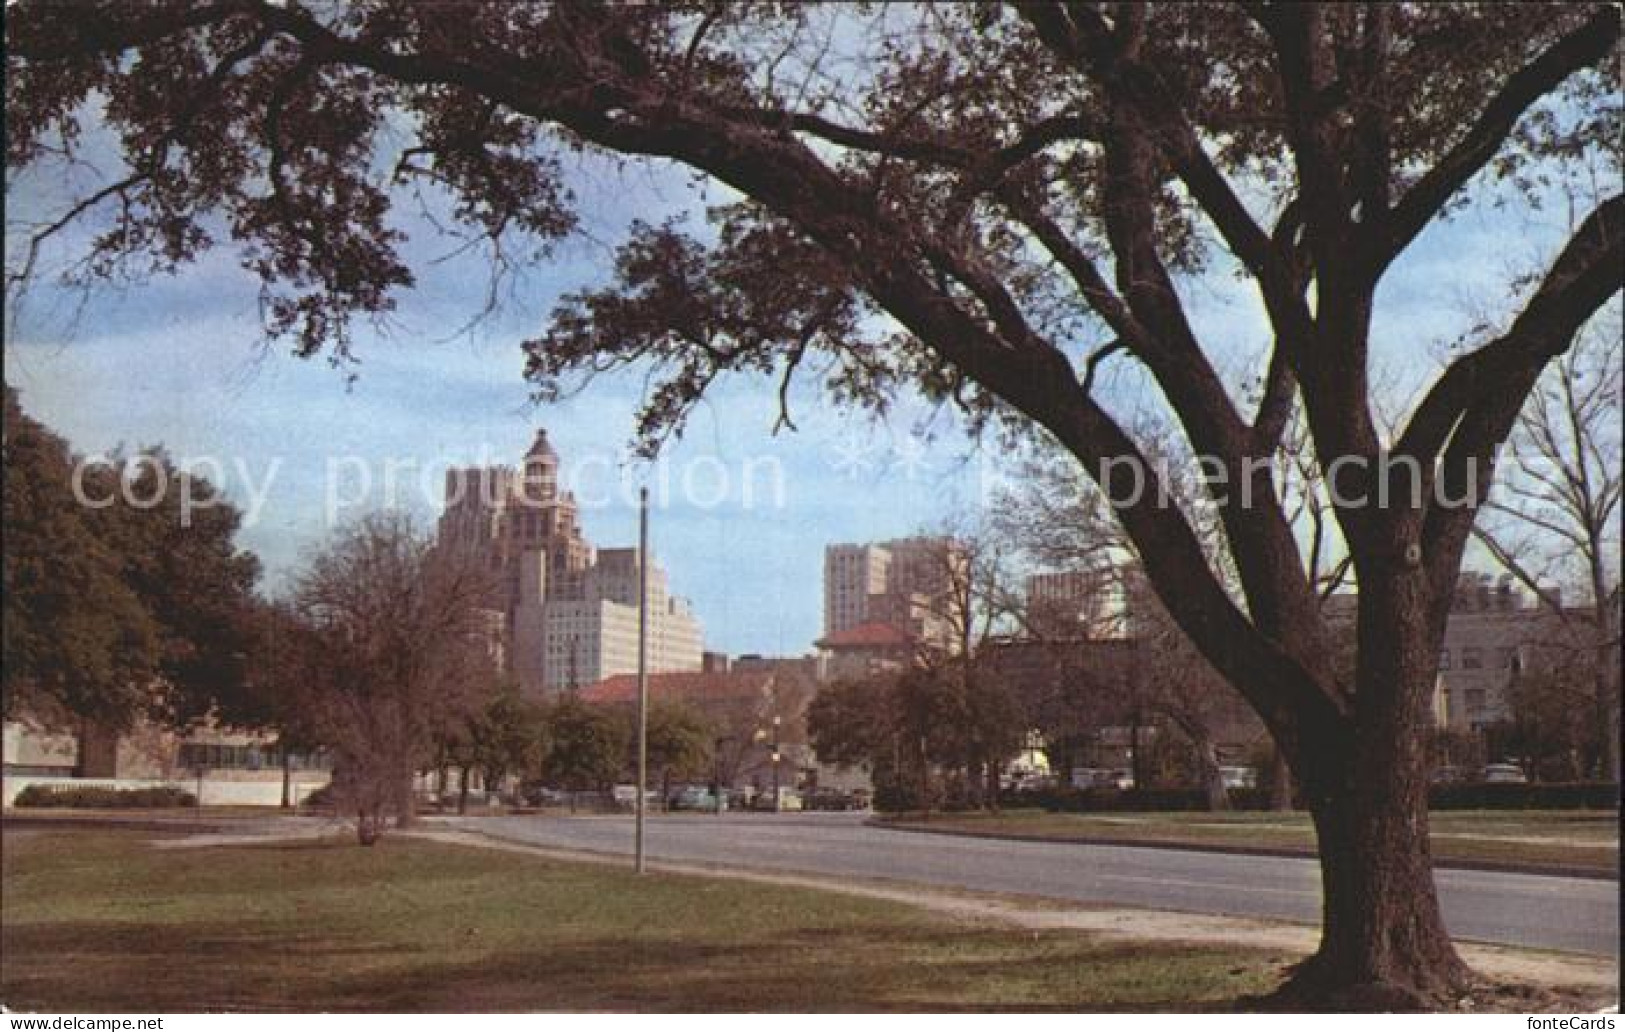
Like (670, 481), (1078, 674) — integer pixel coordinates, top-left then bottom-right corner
(634, 486), (649, 875)
(771, 715), (782, 812)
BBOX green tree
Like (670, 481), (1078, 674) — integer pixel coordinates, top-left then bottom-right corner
(3, 387), (159, 732)
(807, 678), (895, 771)
(448, 685), (550, 813)
(3, 389), (261, 741)
(540, 698), (630, 807)
(91, 447), (263, 728)
(643, 701), (714, 808)
(8, 2), (1621, 1004)
(239, 599), (329, 808)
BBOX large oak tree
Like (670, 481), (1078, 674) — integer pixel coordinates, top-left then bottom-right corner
(7, 1), (1621, 1007)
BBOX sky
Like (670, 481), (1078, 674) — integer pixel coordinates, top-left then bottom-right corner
(3, 63), (1607, 658)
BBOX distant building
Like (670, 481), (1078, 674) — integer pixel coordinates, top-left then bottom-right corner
(1324, 571), (1565, 730)
(822, 536), (964, 651)
(731, 653), (828, 682)
(439, 429), (704, 694)
(2, 717), (330, 807)
(1436, 574), (1564, 731)
(815, 621), (916, 681)
(576, 667), (853, 792)
(1025, 568), (1114, 635)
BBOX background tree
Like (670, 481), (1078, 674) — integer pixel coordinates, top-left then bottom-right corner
(447, 684), (549, 814)
(93, 446), (263, 729)
(7, 2), (1621, 1004)
(806, 677), (893, 774)
(539, 697), (631, 810)
(239, 598), (329, 808)
(896, 530), (1030, 809)
(289, 514), (500, 844)
(1473, 323), (1622, 781)
(998, 438), (1271, 810)
(1486, 650), (1609, 782)
(643, 701), (714, 809)
(3, 388), (261, 748)
(3, 387), (159, 734)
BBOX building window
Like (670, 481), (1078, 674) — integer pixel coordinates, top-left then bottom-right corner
(1438, 649), (1451, 671)
(1497, 646), (1517, 669)
(1461, 647), (1483, 670)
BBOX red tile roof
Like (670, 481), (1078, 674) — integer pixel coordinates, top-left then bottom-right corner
(816, 621), (913, 648)
(577, 669), (776, 705)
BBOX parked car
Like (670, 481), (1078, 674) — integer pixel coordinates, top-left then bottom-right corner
(1430, 765), (1467, 785)
(669, 785), (724, 811)
(802, 788), (861, 811)
(1068, 769), (1122, 790)
(1482, 763), (1528, 784)
(522, 785), (571, 807)
(611, 784), (661, 808)
(750, 788), (802, 811)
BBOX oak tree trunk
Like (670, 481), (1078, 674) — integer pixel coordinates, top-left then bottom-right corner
(1278, 578), (1473, 1009)
(1270, 751), (1294, 811)
(280, 751), (293, 810)
(1197, 736), (1230, 812)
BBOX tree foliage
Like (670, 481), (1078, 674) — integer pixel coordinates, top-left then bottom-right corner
(449, 683), (550, 799)
(3, 387), (259, 733)
(539, 696), (630, 796)
(643, 700), (714, 796)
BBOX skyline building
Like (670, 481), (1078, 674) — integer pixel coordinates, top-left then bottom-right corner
(822, 536), (964, 651)
(439, 429), (703, 694)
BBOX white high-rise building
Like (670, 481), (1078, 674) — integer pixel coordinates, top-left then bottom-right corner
(438, 429), (703, 694)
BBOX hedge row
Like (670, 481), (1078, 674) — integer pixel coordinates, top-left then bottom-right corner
(1002, 781), (1619, 813)
(11, 784), (198, 809)
(1427, 781), (1620, 810)
(1006, 787), (1277, 813)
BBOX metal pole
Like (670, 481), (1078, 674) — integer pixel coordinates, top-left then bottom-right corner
(635, 486), (650, 874)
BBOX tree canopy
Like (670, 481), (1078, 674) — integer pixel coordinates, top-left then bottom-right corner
(3, 386), (261, 732)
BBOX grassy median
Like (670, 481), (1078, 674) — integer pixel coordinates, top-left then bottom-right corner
(1, 827), (1289, 1012)
(879, 809), (1619, 875)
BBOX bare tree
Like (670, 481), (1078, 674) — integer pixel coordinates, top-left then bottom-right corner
(1474, 321), (1622, 781)
(291, 514), (501, 844)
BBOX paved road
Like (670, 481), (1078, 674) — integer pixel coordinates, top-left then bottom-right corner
(449, 811), (1619, 957)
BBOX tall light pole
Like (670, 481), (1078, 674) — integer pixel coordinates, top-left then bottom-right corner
(770, 715), (782, 812)
(634, 486), (650, 875)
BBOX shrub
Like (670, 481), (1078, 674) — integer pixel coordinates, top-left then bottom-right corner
(1000, 782), (1619, 813)
(1428, 781), (1619, 810)
(11, 784), (197, 809)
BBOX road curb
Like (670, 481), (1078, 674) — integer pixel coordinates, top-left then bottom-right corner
(2, 813), (244, 834)
(1, 812), (324, 835)
(865, 817), (1620, 882)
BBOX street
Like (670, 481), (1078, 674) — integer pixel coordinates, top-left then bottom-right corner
(452, 811), (1620, 957)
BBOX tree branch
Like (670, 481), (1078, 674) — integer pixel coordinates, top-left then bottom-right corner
(1374, 6), (1621, 275)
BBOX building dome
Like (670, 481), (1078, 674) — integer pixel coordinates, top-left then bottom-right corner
(525, 428), (559, 464)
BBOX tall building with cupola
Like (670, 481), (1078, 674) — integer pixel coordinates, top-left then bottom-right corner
(439, 429), (703, 694)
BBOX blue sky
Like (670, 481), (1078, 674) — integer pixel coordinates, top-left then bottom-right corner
(4, 100), (1605, 656)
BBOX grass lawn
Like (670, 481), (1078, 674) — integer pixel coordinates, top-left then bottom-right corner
(0, 827), (1287, 1012)
(882, 810), (1619, 874)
